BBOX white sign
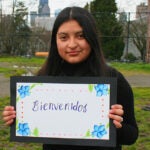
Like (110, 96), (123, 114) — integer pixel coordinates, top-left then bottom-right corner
(10, 76), (116, 147)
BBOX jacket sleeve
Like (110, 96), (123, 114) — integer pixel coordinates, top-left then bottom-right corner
(115, 71), (138, 145)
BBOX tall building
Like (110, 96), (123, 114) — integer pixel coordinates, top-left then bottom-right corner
(30, 11), (37, 26)
(33, 0), (54, 30)
(136, 3), (148, 19)
(35, 17), (55, 31)
(38, 0), (50, 17)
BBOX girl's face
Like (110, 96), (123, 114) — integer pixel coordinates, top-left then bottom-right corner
(56, 19), (91, 64)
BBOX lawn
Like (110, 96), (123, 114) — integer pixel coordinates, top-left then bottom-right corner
(123, 87), (150, 150)
(0, 56), (45, 65)
(110, 62), (150, 75)
(0, 56), (150, 149)
(0, 56), (45, 76)
(0, 56), (150, 76)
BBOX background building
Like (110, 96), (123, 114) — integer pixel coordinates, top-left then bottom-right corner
(136, 3), (148, 19)
(30, 11), (37, 26)
(38, 0), (50, 17)
(35, 17), (55, 31)
(30, 0), (53, 30)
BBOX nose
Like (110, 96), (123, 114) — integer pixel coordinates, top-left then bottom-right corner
(68, 37), (78, 49)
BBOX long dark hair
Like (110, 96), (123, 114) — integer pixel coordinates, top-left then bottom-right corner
(37, 6), (107, 76)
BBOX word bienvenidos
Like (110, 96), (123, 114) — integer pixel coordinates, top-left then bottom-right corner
(32, 100), (87, 113)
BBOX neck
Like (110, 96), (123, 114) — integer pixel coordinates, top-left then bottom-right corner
(60, 60), (91, 76)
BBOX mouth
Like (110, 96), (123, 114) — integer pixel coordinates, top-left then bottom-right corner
(67, 50), (81, 56)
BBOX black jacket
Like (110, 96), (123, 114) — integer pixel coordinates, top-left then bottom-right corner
(43, 67), (138, 150)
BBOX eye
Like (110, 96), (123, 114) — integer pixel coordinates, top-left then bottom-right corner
(77, 33), (85, 39)
(58, 35), (68, 41)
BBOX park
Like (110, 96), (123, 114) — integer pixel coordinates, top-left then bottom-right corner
(0, 0), (150, 149)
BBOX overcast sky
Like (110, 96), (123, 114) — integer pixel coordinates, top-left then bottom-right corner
(1, 0), (148, 15)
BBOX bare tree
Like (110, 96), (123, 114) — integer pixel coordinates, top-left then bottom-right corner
(129, 13), (147, 61)
(0, 15), (14, 54)
(0, 1), (31, 55)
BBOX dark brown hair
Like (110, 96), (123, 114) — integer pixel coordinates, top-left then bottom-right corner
(37, 6), (107, 76)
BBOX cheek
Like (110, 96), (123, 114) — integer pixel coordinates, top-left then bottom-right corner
(57, 42), (65, 57)
(57, 39), (66, 50)
(83, 43), (91, 55)
(81, 40), (90, 49)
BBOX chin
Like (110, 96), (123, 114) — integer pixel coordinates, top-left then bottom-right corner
(67, 60), (86, 65)
(64, 58), (87, 64)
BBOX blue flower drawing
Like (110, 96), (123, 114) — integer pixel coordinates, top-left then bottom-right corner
(92, 124), (107, 138)
(17, 123), (31, 136)
(18, 85), (30, 99)
(94, 84), (109, 97)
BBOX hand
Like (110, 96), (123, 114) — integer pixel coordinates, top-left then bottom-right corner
(2, 106), (16, 126)
(109, 104), (124, 128)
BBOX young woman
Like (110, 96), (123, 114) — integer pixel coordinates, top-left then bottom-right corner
(3, 6), (138, 150)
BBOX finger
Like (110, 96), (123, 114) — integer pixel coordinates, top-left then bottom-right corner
(120, 117), (123, 122)
(5, 119), (14, 126)
(110, 108), (124, 116)
(113, 120), (122, 128)
(109, 114), (123, 123)
(2, 110), (16, 117)
(4, 106), (15, 111)
(111, 104), (123, 109)
(3, 114), (16, 122)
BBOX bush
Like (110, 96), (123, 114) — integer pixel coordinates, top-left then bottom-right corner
(125, 53), (137, 62)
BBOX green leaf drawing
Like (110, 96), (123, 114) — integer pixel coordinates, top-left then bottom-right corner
(108, 89), (110, 94)
(85, 129), (91, 137)
(16, 96), (20, 102)
(30, 84), (36, 90)
(88, 84), (94, 92)
(33, 128), (39, 136)
(30, 83), (43, 90)
(16, 119), (19, 130)
(106, 122), (109, 128)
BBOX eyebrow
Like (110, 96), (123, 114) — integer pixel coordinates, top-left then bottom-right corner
(57, 32), (66, 35)
(57, 31), (83, 35)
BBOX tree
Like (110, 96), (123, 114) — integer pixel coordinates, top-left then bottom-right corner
(85, 0), (124, 60)
(28, 27), (51, 55)
(146, 0), (150, 63)
(119, 11), (127, 24)
(0, 1), (31, 55)
(130, 17), (147, 61)
(0, 15), (14, 54)
(12, 1), (31, 55)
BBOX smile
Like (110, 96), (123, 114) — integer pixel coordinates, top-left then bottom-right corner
(67, 50), (81, 56)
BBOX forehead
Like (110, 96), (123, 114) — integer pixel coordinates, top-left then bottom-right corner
(57, 19), (83, 33)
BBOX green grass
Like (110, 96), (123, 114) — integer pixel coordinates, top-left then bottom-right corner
(1, 56), (150, 77)
(1, 56), (150, 76)
(0, 56), (45, 66)
(110, 62), (150, 76)
(0, 89), (150, 150)
(0, 56), (46, 76)
(0, 67), (27, 77)
(122, 87), (150, 150)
